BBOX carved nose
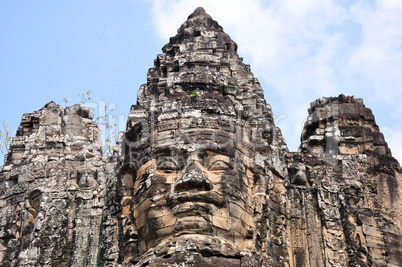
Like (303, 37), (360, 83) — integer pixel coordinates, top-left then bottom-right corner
(174, 163), (213, 192)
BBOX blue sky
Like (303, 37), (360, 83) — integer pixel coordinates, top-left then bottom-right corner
(1, 0), (402, 163)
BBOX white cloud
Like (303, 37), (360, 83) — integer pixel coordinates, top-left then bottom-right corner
(150, 0), (402, 163)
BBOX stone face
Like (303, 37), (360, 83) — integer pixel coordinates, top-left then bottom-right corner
(1, 7), (401, 267)
(0, 102), (115, 266)
(115, 7), (288, 265)
(294, 95), (402, 266)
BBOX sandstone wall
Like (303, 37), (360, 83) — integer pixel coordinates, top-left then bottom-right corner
(0, 102), (114, 266)
(290, 95), (402, 267)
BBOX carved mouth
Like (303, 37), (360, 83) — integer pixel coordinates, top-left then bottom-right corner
(166, 191), (226, 208)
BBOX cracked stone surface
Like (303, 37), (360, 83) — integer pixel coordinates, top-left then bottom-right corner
(0, 102), (116, 266)
(0, 7), (401, 267)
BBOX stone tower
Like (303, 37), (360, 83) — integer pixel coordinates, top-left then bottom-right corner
(114, 6), (288, 266)
(0, 7), (401, 267)
(0, 102), (114, 266)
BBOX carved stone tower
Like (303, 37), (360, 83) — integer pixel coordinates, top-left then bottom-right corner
(0, 7), (401, 267)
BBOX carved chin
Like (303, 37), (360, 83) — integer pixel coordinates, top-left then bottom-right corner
(147, 213), (214, 249)
(171, 216), (214, 235)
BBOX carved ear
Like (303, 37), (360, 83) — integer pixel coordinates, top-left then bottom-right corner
(117, 164), (137, 197)
(28, 189), (42, 219)
(253, 172), (267, 195)
(119, 198), (139, 263)
(288, 164), (307, 185)
(126, 122), (143, 142)
(120, 173), (135, 196)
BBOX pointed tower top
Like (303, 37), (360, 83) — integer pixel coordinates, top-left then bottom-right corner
(188, 7), (211, 19)
(135, 6), (277, 132)
(194, 6), (206, 13)
(172, 7), (225, 46)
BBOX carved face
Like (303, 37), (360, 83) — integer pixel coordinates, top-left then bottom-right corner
(130, 128), (264, 254)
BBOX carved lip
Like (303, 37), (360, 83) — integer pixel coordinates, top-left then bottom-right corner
(166, 191), (226, 208)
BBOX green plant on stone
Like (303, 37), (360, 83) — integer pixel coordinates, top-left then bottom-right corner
(190, 90), (198, 97)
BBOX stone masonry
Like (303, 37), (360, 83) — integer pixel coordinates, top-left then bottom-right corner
(0, 7), (401, 267)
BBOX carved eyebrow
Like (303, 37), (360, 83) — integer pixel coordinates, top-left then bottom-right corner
(156, 157), (179, 171)
(208, 154), (230, 162)
(153, 147), (182, 157)
(207, 155), (231, 170)
(205, 146), (235, 157)
(156, 156), (178, 165)
(208, 161), (231, 171)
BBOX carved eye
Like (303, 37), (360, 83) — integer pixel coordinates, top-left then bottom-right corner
(157, 159), (178, 173)
(208, 160), (230, 171)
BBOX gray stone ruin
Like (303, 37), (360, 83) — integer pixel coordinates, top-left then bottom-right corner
(1, 7), (401, 267)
